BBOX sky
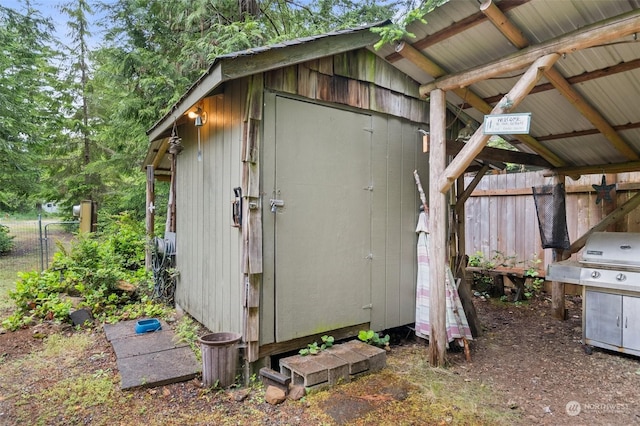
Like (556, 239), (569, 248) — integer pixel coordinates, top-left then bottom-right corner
(3, 0), (112, 49)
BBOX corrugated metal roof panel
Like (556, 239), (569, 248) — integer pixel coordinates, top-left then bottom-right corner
(541, 134), (629, 166)
(148, 0), (640, 173)
(386, 0), (640, 170)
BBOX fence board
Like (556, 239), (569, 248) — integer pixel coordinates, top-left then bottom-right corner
(464, 170), (640, 275)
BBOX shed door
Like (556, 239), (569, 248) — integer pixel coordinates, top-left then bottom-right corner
(273, 96), (372, 342)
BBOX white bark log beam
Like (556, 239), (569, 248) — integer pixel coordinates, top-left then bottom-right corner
(437, 53), (560, 194)
(396, 41), (565, 167)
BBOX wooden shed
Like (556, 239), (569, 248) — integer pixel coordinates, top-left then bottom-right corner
(146, 0), (640, 369)
(144, 23), (439, 364)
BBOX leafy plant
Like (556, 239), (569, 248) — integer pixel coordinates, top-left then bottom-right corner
(358, 330), (390, 348)
(469, 250), (516, 270)
(299, 335), (334, 356)
(0, 224), (14, 255)
(1, 214), (164, 330)
(523, 253), (545, 298)
(175, 315), (202, 361)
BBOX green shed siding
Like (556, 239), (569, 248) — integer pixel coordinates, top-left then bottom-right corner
(175, 87), (245, 335)
(261, 92), (427, 345)
(173, 61), (428, 352)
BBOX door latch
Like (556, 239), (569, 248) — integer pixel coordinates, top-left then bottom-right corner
(270, 199), (284, 213)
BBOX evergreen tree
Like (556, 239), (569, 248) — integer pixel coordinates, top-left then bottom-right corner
(0, 5), (61, 212)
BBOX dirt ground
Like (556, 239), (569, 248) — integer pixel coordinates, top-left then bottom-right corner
(1, 294), (639, 425)
(451, 295), (640, 425)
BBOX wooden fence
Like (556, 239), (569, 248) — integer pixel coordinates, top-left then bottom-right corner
(463, 170), (640, 277)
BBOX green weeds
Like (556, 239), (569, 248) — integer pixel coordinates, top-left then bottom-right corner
(1, 212), (168, 331)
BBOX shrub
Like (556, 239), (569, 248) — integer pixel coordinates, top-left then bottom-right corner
(0, 224), (14, 255)
(1, 213), (163, 331)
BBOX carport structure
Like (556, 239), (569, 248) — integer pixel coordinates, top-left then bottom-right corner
(375, 0), (640, 364)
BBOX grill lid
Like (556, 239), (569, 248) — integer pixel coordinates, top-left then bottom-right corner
(581, 232), (640, 267)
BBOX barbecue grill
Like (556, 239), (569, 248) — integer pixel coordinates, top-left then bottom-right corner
(547, 232), (640, 356)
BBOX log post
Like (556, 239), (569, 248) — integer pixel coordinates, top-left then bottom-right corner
(551, 174), (568, 320)
(145, 165), (155, 269)
(428, 88), (447, 367)
(454, 175), (481, 337)
(551, 248), (570, 320)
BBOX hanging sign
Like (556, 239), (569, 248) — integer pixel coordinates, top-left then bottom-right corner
(483, 113), (531, 135)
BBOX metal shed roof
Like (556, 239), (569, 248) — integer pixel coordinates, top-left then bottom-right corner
(147, 0), (640, 178)
(376, 0), (640, 175)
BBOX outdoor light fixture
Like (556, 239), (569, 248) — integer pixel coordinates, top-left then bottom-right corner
(187, 104), (207, 161)
(188, 105), (207, 126)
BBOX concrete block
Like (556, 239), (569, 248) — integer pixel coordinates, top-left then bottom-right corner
(280, 355), (328, 387)
(342, 340), (386, 372)
(314, 352), (350, 385)
(326, 344), (369, 374)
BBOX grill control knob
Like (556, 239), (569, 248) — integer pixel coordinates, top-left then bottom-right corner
(591, 271), (600, 279)
(616, 273), (627, 282)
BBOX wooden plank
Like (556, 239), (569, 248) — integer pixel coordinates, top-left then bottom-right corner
(264, 68), (283, 93)
(302, 59), (319, 72)
(447, 139), (551, 167)
(297, 65), (317, 99)
(569, 191), (640, 254)
(259, 92), (277, 345)
(384, 118), (403, 327)
(399, 121), (420, 326)
(249, 75), (264, 121)
(259, 323), (368, 359)
(316, 73), (332, 102)
(369, 115), (389, 331)
(221, 28), (382, 82)
(470, 182), (640, 196)
(555, 160), (640, 176)
(330, 75), (351, 104)
(281, 66), (298, 94)
(318, 56), (333, 76)
(145, 165), (155, 269)
(466, 266), (545, 278)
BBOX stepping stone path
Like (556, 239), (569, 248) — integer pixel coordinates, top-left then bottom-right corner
(104, 319), (200, 390)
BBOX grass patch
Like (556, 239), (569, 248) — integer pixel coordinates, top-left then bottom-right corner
(0, 331), (123, 425)
(42, 332), (93, 358)
(301, 346), (520, 426)
(0, 253), (39, 312)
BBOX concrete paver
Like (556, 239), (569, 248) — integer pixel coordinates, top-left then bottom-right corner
(104, 319), (200, 389)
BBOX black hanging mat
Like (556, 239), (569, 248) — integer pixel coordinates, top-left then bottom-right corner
(532, 184), (570, 250)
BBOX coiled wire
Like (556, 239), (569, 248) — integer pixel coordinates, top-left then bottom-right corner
(151, 237), (176, 305)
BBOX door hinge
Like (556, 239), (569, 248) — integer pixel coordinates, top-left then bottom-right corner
(363, 128), (373, 133)
(363, 185), (374, 191)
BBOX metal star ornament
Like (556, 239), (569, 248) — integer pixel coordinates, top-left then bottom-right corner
(592, 175), (615, 204)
